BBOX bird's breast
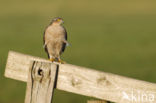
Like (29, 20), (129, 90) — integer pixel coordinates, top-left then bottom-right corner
(45, 26), (65, 41)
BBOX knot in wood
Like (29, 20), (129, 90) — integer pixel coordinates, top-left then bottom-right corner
(32, 62), (51, 83)
(97, 76), (111, 86)
(38, 68), (43, 76)
(71, 77), (81, 87)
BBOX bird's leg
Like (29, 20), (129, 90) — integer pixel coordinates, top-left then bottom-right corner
(58, 59), (66, 64)
(49, 55), (55, 62)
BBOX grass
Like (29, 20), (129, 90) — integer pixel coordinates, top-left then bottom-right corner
(0, 0), (156, 103)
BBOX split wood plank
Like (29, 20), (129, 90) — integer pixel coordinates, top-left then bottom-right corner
(25, 61), (57, 103)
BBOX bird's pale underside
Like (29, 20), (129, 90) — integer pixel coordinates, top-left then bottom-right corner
(43, 17), (68, 63)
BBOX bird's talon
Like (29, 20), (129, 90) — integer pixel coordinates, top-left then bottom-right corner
(49, 58), (55, 62)
(58, 59), (66, 64)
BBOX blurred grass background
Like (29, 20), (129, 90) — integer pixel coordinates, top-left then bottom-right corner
(0, 0), (156, 103)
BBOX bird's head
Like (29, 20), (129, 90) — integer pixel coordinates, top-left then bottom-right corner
(51, 17), (64, 25)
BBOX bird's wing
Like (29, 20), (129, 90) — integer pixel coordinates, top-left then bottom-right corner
(61, 28), (67, 52)
(43, 29), (50, 58)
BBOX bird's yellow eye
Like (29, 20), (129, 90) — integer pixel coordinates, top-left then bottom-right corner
(57, 19), (61, 22)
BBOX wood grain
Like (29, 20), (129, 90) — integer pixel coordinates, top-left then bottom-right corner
(25, 61), (57, 103)
(5, 51), (156, 103)
(5, 51), (51, 82)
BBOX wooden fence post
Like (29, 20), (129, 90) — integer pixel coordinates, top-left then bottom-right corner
(24, 61), (57, 103)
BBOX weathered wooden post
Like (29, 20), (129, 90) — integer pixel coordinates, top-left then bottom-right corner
(25, 61), (57, 103)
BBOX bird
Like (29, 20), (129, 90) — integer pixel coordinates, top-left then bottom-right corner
(43, 17), (68, 63)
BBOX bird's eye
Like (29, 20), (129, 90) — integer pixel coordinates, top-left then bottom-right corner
(57, 19), (61, 22)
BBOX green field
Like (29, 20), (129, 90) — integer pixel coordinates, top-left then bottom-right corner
(0, 0), (156, 103)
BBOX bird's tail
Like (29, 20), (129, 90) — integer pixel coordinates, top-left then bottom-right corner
(63, 40), (71, 46)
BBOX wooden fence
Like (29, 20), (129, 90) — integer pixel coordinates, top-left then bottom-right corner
(4, 51), (156, 103)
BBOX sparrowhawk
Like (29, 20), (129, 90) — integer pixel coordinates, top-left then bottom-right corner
(43, 17), (68, 63)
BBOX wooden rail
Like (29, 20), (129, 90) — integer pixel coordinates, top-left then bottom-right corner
(5, 51), (156, 103)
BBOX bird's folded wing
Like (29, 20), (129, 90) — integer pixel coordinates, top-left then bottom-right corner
(43, 41), (49, 48)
